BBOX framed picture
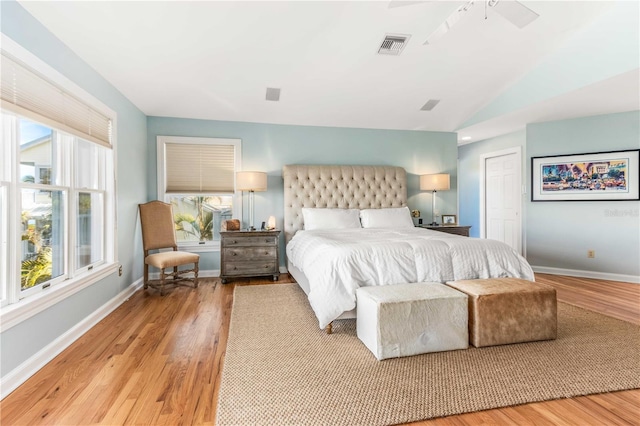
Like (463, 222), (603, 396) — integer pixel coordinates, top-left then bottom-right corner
(442, 214), (457, 225)
(531, 149), (639, 202)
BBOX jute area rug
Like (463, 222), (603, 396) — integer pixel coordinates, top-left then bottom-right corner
(216, 284), (640, 426)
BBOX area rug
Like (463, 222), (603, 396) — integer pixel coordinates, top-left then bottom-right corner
(216, 284), (640, 426)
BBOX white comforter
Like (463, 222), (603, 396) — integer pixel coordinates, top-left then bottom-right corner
(286, 228), (535, 328)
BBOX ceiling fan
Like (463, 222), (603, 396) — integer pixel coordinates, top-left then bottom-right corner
(390, 0), (540, 45)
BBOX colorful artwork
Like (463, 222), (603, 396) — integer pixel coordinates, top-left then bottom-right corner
(532, 150), (639, 202)
(541, 158), (627, 193)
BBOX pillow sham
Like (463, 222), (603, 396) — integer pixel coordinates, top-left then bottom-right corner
(302, 208), (362, 231)
(359, 206), (414, 229)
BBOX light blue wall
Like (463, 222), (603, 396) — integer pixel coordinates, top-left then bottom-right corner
(458, 130), (526, 238)
(458, 111), (640, 277)
(526, 111), (640, 276)
(148, 117), (458, 270)
(1, 1), (148, 377)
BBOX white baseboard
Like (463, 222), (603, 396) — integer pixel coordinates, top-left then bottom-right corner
(532, 266), (640, 284)
(0, 278), (144, 400)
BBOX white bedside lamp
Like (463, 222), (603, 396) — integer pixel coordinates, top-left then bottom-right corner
(420, 173), (450, 226)
(236, 171), (267, 230)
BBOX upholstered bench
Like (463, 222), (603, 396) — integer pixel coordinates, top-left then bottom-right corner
(446, 278), (557, 348)
(356, 283), (468, 360)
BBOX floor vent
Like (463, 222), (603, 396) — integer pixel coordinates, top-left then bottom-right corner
(378, 34), (410, 55)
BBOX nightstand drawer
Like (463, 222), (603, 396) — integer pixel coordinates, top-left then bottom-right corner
(223, 261), (277, 276)
(223, 236), (278, 247)
(220, 229), (281, 284)
(224, 246), (276, 260)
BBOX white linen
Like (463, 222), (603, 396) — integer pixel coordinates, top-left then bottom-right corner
(360, 206), (414, 228)
(302, 208), (361, 230)
(286, 227), (535, 328)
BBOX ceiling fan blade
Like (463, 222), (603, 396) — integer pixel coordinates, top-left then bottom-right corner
(424, 1), (473, 45)
(489, 0), (539, 29)
(388, 1), (428, 9)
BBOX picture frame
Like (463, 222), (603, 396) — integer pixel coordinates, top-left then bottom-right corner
(442, 214), (457, 225)
(531, 149), (639, 202)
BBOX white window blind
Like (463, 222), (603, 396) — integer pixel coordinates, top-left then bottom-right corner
(165, 143), (235, 193)
(0, 52), (112, 148)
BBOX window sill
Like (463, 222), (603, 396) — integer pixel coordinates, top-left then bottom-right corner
(0, 263), (118, 333)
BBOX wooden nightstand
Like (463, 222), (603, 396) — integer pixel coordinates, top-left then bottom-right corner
(220, 230), (281, 284)
(419, 225), (471, 237)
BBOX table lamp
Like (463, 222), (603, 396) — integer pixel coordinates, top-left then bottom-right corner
(236, 171), (267, 230)
(420, 173), (450, 226)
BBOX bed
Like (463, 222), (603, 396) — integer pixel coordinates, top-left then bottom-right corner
(283, 164), (534, 330)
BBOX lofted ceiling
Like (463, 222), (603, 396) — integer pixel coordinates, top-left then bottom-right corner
(17, 1), (639, 144)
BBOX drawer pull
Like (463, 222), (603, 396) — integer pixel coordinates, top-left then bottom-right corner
(264, 265), (269, 269)
(232, 252), (237, 256)
(231, 240), (237, 244)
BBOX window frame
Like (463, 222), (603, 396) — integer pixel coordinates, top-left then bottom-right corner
(0, 35), (118, 332)
(157, 136), (242, 251)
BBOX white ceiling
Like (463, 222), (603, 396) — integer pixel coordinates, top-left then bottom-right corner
(18, 1), (638, 143)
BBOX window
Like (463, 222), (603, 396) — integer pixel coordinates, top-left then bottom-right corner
(157, 136), (241, 249)
(0, 38), (116, 320)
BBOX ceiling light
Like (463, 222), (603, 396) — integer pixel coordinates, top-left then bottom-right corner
(461, 136), (472, 141)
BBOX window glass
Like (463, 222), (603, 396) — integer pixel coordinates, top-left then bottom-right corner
(76, 192), (103, 268)
(19, 120), (56, 185)
(76, 139), (103, 190)
(20, 188), (65, 290)
(170, 195), (233, 243)
(0, 185), (6, 303)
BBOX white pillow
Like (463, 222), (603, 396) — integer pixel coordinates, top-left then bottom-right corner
(302, 208), (362, 231)
(360, 207), (414, 229)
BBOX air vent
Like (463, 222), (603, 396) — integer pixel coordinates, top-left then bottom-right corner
(420, 99), (441, 111)
(378, 34), (410, 55)
(266, 87), (281, 102)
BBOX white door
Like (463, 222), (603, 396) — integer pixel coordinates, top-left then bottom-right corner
(483, 150), (522, 254)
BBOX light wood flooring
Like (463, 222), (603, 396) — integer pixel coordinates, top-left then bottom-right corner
(1, 273), (638, 425)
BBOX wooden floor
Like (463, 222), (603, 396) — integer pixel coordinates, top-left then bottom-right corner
(1, 273), (638, 425)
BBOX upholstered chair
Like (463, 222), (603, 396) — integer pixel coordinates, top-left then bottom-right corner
(138, 201), (199, 295)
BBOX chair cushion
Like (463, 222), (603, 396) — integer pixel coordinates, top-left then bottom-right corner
(145, 251), (199, 269)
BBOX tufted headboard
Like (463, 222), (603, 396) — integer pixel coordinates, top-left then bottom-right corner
(282, 165), (407, 244)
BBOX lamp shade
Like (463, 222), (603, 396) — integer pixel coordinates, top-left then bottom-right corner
(236, 171), (267, 192)
(420, 173), (450, 191)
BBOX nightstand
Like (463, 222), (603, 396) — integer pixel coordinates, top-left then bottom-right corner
(220, 230), (281, 284)
(419, 225), (471, 237)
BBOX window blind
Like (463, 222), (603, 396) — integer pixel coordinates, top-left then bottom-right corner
(0, 52), (112, 148)
(165, 143), (235, 193)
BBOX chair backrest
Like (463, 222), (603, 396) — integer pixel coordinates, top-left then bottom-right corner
(139, 201), (178, 251)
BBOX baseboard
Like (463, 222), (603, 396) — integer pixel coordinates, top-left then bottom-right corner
(0, 278), (144, 400)
(532, 266), (640, 284)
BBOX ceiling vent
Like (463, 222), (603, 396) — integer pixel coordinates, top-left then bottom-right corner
(420, 99), (441, 111)
(266, 87), (281, 101)
(378, 34), (410, 55)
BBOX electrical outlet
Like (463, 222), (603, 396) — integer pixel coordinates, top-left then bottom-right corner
(118, 265), (123, 276)
(587, 250), (595, 259)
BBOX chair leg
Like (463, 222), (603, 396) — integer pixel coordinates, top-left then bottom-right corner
(160, 269), (166, 296)
(194, 261), (199, 288)
(144, 264), (149, 289)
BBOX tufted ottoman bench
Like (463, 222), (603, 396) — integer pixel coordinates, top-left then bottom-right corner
(446, 278), (557, 348)
(356, 282), (468, 360)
